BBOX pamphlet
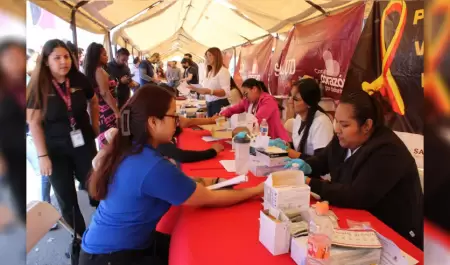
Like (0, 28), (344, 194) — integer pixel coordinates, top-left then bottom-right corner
(207, 175), (248, 190)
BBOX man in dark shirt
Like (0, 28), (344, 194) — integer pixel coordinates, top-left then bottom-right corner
(184, 53), (198, 71)
(106, 48), (131, 110)
(181, 58), (199, 85)
(139, 53), (160, 86)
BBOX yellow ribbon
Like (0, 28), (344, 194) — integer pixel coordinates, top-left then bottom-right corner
(362, 0), (407, 115)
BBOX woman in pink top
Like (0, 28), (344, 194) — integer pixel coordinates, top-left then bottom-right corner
(220, 78), (290, 142)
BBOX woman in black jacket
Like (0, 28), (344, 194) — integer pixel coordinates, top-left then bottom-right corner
(290, 90), (423, 249)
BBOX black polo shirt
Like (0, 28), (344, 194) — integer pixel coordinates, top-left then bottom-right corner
(26, 71), (95, 149)
(184, 66), (199, 85)
(106, 60), (131, 109)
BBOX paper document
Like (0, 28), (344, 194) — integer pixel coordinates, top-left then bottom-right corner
(332, 229), (382, 249)
(207, 175), (248, 190)
(177, 81), (191, 95)
(219, 160), (235, 172)
(201, 136), (220, 142)
(375, 231), (418, 265)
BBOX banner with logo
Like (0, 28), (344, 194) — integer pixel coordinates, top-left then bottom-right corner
(233, 35), (274, 88)
(267, 37), (288, 95)
(344, 0), (424, 135)
(274, 3), (365, 97)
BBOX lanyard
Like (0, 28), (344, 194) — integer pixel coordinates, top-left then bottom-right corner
(51, 78), (77, 130)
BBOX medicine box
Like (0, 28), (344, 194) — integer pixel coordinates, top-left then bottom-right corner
(290, 236), (382, 265)
(264, 170), (310, 212)
(256, 147), (289, 167)
(259, 208), (291, 256)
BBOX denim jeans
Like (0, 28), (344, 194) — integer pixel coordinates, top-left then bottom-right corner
(26, 135), (51, 203)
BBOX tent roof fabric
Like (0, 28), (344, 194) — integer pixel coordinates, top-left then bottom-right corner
(29, 0), (361, 59)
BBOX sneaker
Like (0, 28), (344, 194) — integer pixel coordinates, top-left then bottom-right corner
(49, 223), (58, 231)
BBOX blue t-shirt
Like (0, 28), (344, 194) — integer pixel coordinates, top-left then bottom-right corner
(81, 145), (197, 254)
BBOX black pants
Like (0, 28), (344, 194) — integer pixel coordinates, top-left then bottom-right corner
(206, 98), (229, 117)
(48, 139), (98, 237)
(117, 86), (130, 111)
(79, 232), (170, 265)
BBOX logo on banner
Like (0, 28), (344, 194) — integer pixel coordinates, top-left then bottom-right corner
(316, 50), (346, 95)
(274, 59), (296, 79)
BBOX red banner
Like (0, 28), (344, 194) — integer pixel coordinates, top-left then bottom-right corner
(267, 37), (288, 95)
(233, 35), (274, 88)
(274, 3), (365, 97)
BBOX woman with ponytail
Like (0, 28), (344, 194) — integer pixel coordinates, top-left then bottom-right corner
(285, 78), (333, 159)
(285, 89), (423, 249)
(220, 78), (290, 141)
(80, 84), (263, 265)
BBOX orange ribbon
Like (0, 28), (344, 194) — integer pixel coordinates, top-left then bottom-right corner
(362, 0), (407, 115)
(425, 0), (450, 114)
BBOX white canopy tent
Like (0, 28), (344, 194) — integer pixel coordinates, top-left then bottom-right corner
(29, 0), (362, 61)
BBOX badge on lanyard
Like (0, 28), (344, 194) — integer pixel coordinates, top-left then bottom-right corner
(52, 78), (85, 148)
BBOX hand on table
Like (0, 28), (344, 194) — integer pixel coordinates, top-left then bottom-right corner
(211, 143), (224, 153)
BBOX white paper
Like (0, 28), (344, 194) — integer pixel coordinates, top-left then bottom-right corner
(201, 136), (220, 142)
(375, 231), (417, 265)
(219, 160), (235, 172)
(177, 81), (191, 95)
(207, 174), (248, 190)
(332, 229), (382, 249)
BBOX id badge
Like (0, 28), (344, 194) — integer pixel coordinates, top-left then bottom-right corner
(70, 129), (85, 148)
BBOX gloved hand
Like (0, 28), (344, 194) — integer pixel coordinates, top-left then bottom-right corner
(269, 138), (288, 150)
(284, 158), (312, 175)
(235, 131), (248, 139)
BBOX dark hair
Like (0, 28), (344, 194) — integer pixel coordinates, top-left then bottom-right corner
(241, 78), (269, 93)
(159, 83), (176, 95)
(83, 42), (105, 86)
(133, 57), (140, 64)
(0, 39), (26, 101)
(292, 79), (327, 153)
(117, 48), (130, 57)
(205, 47), (223, 77)
(184, 53), (192, 59)
(88, 84), (175, 200)
(339, 90), (385, 129)
(181, 58), (192, 66)
(27, 39), (79, 115)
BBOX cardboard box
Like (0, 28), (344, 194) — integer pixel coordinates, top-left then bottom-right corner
(256, 147), (289, 167)
(264, 170), (310, 211)
(291, 236), (382, 265)
(259, 208), (291, 256)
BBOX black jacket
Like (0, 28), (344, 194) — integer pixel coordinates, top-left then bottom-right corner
(306, 126), (423, 249)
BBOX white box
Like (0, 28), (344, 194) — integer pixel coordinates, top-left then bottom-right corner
(250, 162), (285, 177)
(264, 170), (310, 211)
(256, 148), (289, 167)
(291, 236), (382, 265)
(259, 209), (291, 256)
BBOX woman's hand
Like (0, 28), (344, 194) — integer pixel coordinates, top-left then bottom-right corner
(283, 158), (312, 174)
(211, 143), (224, 153)
(39, 156), (52, 176)
(269, 138), (288, 150)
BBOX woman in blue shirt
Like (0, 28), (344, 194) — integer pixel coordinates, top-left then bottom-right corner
(80, 84), (263, 265)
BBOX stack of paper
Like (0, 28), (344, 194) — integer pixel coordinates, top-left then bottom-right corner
(177, 81), (191, 95)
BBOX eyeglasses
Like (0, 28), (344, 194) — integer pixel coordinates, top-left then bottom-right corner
(165, 114), (180, 126)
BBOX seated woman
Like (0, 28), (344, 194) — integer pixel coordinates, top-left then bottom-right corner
(80, 85), (263, 265)
(288, 90), (423, 249)
(157, 83), (222, 163)
(286, 78), (333, 159)
(220, 78), (290, 142)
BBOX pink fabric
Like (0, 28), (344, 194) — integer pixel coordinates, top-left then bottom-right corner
(221, 92), (290, 142)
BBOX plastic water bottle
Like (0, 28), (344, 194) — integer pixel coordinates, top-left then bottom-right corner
(260, 119), (269, 136)
(180, 105), (187, 118)
(306, 202), (333, 265)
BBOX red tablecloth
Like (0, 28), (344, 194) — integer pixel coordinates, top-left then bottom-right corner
(160, 128), (423, 265)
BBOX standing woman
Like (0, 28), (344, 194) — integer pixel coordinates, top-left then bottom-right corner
(84, 43), (120, 148)
(26, 39), (100, 238)
(188, 47), (230, 116)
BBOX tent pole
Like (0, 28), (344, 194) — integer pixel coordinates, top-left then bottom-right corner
(107, 31), (114, 62)
(69, 1), (88, 66)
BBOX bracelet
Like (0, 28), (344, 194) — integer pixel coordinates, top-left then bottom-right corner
(38, 154), (48, 158)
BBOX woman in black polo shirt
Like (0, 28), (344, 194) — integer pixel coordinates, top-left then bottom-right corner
(26, 39), (100, 238)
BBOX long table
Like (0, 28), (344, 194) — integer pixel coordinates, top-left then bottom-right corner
(158, 128), (424, 265)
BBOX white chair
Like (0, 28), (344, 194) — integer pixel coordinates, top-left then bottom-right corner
(284, 118), (295, 135)
(26, 201), (80, 253)
(319, 97), (336, 121)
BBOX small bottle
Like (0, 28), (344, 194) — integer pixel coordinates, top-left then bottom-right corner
(306, 202), (333, 265)
(260, 119), (269, 136)
(180, 105), (187, 118)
